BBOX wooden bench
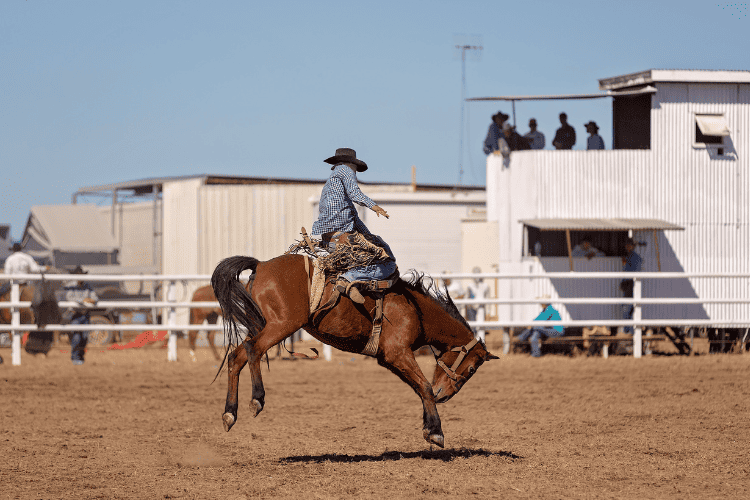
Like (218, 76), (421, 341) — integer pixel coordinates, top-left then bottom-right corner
(508, 333), (668, 357)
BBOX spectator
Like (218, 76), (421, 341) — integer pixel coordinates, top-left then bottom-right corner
(524, 118), (546, 150)
(466, 267), (490, 343)
(516, 295), (564, 357)
(483, 111), (509, 155)
(503, 123), (532, 151)
(585, 121), (605, 150)
(441, 272), (466, 317)
(63, 266), (98, 365)
(552, 112), (576, 150)
(619, 238), (642, 335)
(571, 239), (605, 259)
(1, 242), (47, 295)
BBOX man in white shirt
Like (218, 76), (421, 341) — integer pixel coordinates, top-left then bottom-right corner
(524, 118), (546, 150)
(466, 267), (491, 343)
(4, 243), (45, 284)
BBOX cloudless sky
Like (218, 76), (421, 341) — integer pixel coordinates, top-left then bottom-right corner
(2, 0), (748, 240)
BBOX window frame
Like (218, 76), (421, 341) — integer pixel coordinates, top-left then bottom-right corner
(693, 112), (730, 151)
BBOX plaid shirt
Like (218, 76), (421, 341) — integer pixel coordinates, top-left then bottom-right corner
(311, 164), (376, 236)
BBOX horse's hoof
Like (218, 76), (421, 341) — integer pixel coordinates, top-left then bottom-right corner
(426, 433), (444, 448)
(222, 413), (235, 432)
(250, 399), (263, 418)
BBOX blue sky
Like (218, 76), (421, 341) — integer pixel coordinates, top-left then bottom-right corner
(1, 0), (748, 240)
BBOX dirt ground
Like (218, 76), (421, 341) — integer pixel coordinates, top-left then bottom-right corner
(1, 336), (749, 500)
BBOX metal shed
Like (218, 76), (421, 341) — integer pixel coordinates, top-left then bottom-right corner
(478, 69), (750, 327)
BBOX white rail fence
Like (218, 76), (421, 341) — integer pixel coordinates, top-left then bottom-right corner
(1, 272), (749, 365)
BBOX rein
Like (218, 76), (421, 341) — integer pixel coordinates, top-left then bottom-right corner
(435, 338), (479, 382)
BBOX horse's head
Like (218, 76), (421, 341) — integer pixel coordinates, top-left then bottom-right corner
(431, 338), (499, 403)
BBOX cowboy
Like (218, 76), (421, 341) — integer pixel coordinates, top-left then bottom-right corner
(1, 242), (47, 296)
(63, 265), (98, 365)
(311, 148), (397, 303)
(585, 121), (605, 150)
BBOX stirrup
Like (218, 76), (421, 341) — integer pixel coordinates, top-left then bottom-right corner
(336, 279), (365, 304)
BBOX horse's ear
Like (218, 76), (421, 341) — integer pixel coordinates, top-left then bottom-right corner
(484, 352), (500, 361)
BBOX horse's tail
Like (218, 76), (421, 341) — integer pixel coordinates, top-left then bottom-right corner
(211, 256), (267, 379)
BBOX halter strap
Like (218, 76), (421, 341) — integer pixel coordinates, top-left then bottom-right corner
(436, 338), (480, 381)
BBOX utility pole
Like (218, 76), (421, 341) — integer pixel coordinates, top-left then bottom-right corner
(455, 36), (482, 185)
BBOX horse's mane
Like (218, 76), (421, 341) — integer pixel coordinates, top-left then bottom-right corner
(399, 271), (471, 331)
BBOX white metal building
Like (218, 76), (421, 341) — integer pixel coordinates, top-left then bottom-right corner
(72, 175), (484, 323)
(479, 69), (750, 326)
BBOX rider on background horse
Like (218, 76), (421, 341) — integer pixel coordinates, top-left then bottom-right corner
(311, 147), (396, 304)
(1, 242), (48, 296)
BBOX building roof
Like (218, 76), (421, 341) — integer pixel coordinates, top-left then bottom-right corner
(599, 69), (750, 91)
(23, 205), (119, 253)
(519, 218), (684, 231)
(466, 86), (656, 102)
(73, 174), (485, 199)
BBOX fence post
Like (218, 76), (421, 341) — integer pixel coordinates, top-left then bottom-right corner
(633, 277), (642, 359)
(167, 280), (177, 362)
(11, 281), (21, 366)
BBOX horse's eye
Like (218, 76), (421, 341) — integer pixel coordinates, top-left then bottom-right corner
(468, 366), (476, 375)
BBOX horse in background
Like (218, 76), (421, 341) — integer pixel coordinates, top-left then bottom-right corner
(211, 254), (498, 448)
(0, 271), (63, 354)
(188, 285), (223, 360)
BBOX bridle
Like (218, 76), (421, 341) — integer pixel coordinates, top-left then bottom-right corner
(434, 338), (480, 384)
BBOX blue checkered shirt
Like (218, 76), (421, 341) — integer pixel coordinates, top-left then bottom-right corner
(311, 164), (376, 236)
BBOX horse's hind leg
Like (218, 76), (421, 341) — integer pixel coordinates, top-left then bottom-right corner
(223, 343), (248, 432)
(222, 323), (299, 432)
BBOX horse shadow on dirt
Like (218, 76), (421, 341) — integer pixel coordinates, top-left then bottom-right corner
(279, 447), (522, 464)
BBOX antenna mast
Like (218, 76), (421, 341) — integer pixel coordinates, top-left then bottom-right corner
(454, 35), (482, 185)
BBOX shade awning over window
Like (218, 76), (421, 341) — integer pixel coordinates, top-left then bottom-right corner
(519, 218), (684, 231)
(695, 114), (730, 136)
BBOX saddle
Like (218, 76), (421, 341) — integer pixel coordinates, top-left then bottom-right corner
(292, 239), (397, 358)
(308, 265), (399, 357)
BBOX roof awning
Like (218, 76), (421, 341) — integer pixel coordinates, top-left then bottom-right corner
(466, 86), (656, 102)
(695, 114), (730, 136)
(519, 218), (684, 231)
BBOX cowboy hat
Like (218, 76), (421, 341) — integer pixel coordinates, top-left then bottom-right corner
(492, 112), (509, 123)
(9, 242), (22, 252)
(71, 265), (88, 275)
(324, 148), (368, 172)
(584, 121), (599, 131)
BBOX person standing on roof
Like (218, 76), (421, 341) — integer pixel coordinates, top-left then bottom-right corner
(552, 113), (576, 150)
(311, 148), (396, 304)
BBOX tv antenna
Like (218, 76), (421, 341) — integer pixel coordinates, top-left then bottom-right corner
(454, 34), (482, 185)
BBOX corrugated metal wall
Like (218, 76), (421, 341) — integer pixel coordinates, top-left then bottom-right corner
(197, 183), (323, 274)
(488, 81), (750, 325)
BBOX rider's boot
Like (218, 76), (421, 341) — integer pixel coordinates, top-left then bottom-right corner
(336, 279), (365, 304)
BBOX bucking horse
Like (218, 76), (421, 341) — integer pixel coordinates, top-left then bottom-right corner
(211, 253), (498, 448)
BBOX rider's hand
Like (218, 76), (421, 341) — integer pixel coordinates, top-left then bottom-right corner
(372, 205), (389, 219)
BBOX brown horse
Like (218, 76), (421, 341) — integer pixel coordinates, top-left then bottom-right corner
(211, 254), (499, 448)
(188, 285), (222, 360)
(0, 284), (35, 326)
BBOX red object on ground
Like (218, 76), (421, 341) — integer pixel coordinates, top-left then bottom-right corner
(107, 331), (169, 350)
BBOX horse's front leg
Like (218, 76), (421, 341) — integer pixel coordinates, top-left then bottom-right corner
(380, 348), (444, 448)
(223, 343), (248, 431)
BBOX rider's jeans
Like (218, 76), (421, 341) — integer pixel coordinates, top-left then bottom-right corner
(325, 232), (397, 283)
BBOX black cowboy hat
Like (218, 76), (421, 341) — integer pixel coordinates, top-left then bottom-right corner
(9, 242), (22, 252)
(324, 148), (368, 172)
(492, 112), (509, 123)
(584, 121), (599, 131)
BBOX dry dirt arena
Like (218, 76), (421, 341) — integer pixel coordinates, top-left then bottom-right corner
(1, 337), (749, 500)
